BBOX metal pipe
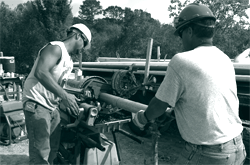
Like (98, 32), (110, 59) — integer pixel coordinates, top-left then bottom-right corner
(144, 38), (153, 85)
(157, 46), (161, 62)
(99, 93), (147, 113)
(74, 61), (250, 75)
(96, 57), (170, 62)
(112, 131), (121, 161)
(74, 67), (250, 83)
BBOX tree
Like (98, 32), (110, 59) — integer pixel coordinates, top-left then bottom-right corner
(0, 0), (74, 74)
(213, 24), (250, 58)
(93, 19), (123, 58)
(153, 24), (183, 59)
(31, 0), (73, 41)
(168, 0), (250, 33)
(103, 6), (124, 21)
(119, 8), (161, 58)
(168, 0), (250, 58)
(0, 2), (17, 53)
(78, 18), (124, 62)
(78, 0), (102, 24)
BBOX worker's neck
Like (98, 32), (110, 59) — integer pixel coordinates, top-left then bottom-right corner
(63, 39), (76, 54)
(191, 38), (213, 50)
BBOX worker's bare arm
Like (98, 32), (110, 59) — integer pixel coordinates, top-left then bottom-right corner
(34, 44), (68, 100)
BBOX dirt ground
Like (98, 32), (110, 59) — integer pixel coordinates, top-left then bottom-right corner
(0, 121), (184, 165)
(0, 120), (249, 165)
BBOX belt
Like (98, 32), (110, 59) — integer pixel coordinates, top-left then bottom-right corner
(24, 99), (51, 111)
(186, 134), (243, 150)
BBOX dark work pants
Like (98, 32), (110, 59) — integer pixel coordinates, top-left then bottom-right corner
(24, 102), (61, 165)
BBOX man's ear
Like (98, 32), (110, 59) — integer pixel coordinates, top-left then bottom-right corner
(187, 27), (193, 38)
(75, 33), (81, 40)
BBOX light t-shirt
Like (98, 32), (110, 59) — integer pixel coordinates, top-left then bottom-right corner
(155, 46), (243, 145)
(22, 41), (73, 111)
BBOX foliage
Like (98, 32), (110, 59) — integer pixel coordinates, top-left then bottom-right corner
(92, 19), (123, 58)
(214, 25), (250, 58)
(0, 0), (73, 74)
(168, 0), (250, 58)
(31, 0), (73, 41)
(78, 0), (102, 24)
(103, 6), (124, 20)
(0, 2), (16, 55)
(154, 24), (183, 59)
(118, 8), (162, 58)
(169, 0), (250, 32)
(11, 2), (47, 73)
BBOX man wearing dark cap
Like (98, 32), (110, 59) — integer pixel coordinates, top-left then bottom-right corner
(132, 3), (246, 164)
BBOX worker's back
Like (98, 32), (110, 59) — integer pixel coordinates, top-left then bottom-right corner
(156, 46), (243, 145)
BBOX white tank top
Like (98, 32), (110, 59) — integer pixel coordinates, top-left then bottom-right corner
(22, 41), (73, 111)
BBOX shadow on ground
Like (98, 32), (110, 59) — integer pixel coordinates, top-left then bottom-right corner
(0, 155), (29, 165)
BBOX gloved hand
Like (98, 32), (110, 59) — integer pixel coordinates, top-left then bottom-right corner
(132, 110), (149, 130)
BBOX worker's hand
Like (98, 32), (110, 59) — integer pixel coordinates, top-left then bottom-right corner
(61, 94), (80, 116)
(132, 110), (149, 130)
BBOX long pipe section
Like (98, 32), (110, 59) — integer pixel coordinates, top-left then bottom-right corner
(99, 93), (147, 113)
(74, 62), (250, 75)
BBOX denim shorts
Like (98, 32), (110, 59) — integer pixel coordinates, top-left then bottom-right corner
(175, 134), (247, 165)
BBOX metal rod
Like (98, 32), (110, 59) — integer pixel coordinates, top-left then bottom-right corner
(112, 131), (121, 162)
(144, 38), (153, 85)
(150, 123), (160, 165)
(96, 57), (170, 62)
(74, 62), (250, 76)
(99, 93), (147, 113)
(157, 46), (161, 62)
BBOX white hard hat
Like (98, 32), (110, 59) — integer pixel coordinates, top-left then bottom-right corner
(69, 23), (91, 49)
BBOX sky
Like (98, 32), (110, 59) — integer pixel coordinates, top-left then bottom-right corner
(2, 0), (250, 24)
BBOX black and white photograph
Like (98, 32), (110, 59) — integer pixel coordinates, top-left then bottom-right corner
(0, 0), (249, 164)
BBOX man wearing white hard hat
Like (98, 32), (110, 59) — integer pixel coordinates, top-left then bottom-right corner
(22, 23), (92, 164)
